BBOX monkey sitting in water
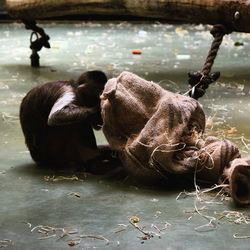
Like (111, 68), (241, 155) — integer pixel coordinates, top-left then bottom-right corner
(20, 70), (119, 174)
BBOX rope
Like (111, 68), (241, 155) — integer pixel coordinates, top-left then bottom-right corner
(22, 19), (50, 67)
(187, 24), (232, 100)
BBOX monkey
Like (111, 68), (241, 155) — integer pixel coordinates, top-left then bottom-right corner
(20, 70), (120, 173)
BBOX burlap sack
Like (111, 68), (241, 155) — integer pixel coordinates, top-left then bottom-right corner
(101, 71), (249, 205)
(222, 157), (250, 205)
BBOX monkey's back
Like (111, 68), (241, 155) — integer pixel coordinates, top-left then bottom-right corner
(19, 80), (99, 169)
(20, 81), (71, 132)
(20, 81), (73, 166)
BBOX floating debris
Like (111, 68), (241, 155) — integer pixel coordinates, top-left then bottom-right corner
(0, 82), (9, 90)
(150, 198), (159, 203)
(129, 218), (155, 241)
(67, 238), (81, 246)
(44, 175), (79, 182)
(132, 49), (142, 55)
(177, 168), (232, 232)
(176, 190), (195, 200)
(193, 202), (217, 232)
(234, 41), (244, 47)
(38, 234), (57, 240)
(80, 235), (110, 246)
(0, 239), (12, 248)
(176, 54), (191, 60)
(175, 26), (189, 36)
(41, 189), (49, 192)
(216, 211), (250, 224)
(1, 112), (19, 123)
(154, 211), (162, 218)
(68, 192), (81, 198)
(128, 216), (170, 242)
(176, 184), (229, 203)
(151, 222), (171, 234)
(138, 30), (148, 37)
(22, 221), (32, 228)
(113, 224), (128, 234)
(233, 233), (250, 239)
(129, 216), (140, 224)
(24, 222), (113, 248)
(27, 223), (79, 241)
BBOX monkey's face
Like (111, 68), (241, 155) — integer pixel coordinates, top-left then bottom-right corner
(75, 70), (108, 107)
(77, 70), (107, 88)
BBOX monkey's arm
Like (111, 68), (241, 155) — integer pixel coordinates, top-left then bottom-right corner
(48, 103), (97, 126)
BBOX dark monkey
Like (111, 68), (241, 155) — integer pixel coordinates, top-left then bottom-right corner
(20, 70), (118, 173)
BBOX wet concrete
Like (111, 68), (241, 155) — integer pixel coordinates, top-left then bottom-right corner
(0, 22), (249, 249)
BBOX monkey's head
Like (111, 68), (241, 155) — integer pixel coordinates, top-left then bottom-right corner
(75, 70), (107, 107)
(77, 70), (107, 95)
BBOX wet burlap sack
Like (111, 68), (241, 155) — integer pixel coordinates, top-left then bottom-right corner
(101, 71), (250, 205)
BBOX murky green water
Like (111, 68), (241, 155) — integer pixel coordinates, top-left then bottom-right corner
(0, 22), (249, 249)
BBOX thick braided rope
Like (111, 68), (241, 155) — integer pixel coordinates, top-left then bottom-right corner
(187, 24), (232, 99)
(201, 24), (230, 76)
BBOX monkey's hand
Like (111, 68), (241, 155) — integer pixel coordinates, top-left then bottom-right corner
(88, 106), (103, 130)
(48, 103), (97, 126)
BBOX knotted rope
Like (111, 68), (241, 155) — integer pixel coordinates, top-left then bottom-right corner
(22, 19), (50, 67)
(187, 24), (232, 100)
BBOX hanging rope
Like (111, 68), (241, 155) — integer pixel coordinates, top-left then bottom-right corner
(187, 24), (232, 100)
(22, 19), (50, 67)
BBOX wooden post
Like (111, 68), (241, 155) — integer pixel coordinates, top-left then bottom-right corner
(6, 0), (250, 33)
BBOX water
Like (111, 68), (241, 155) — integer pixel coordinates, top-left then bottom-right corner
(0, 21), (249, 249)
